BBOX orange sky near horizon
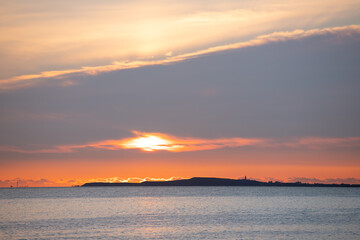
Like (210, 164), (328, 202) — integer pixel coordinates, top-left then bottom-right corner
(1, 148), (360, 187)
(1, 132), (360, 187)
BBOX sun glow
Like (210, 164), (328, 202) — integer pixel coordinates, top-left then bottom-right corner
(121, 134), (176, 151)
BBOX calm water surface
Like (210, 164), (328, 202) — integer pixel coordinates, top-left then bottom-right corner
(0, 187), (359, 239)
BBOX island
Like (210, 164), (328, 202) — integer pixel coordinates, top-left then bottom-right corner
(82, 177), (360, 187)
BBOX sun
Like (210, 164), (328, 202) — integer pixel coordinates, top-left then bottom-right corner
(121, 134), (173, 151)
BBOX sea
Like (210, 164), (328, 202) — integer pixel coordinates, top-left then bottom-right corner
(0, 187), (359, 240)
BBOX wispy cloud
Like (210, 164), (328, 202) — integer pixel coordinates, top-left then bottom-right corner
(2, 0), (359, 81)
(1, 25), (359, 90)
(0, 145), (74, 154)
(267, 137), (360, 149)
(0, 131), (359, 154)
(120, 131), (265, 152)
(293, 137), (360, 148)
(0, 131), (265, 153)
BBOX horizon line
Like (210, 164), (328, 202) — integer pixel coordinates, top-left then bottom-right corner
(2, 176), (360, 188)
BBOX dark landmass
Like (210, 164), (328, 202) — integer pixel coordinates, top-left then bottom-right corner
(82, 177), (360, 187)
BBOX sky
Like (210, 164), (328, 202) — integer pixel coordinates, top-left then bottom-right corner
(1, 0), (360, 187)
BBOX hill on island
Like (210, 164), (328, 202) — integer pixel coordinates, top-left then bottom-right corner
(82, 177), (360, 187)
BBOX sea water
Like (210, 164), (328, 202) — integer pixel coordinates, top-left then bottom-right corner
(0, 187), (359, 239)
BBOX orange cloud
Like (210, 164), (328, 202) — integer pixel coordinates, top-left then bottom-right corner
(0, 131), (265, 153)
(0, 133), (359, 154)
(2, 0), (357, 78)
(1, 25), (359, 90)
(119, 131), (265, 152)
(72, 131), (265, 152)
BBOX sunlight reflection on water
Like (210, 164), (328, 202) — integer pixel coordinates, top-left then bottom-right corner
(0, 187), (359, 239)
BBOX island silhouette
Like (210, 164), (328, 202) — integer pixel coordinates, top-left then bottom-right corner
(82, 177), (360, 187)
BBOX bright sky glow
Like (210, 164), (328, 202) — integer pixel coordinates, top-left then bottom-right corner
(121, 134), (175, 152)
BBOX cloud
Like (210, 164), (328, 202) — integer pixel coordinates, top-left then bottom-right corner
(296, 137), (360, 147)
(1, 25), (359, 90)
(91, 176), (184, 183)
(0, 131), (265, 153)
(269, 137), (360, 149)
(0, 145), (74, 154)
(2, 0), (358, 77)
(0, 131), (359, 154)
(120, 131), (265, 152)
